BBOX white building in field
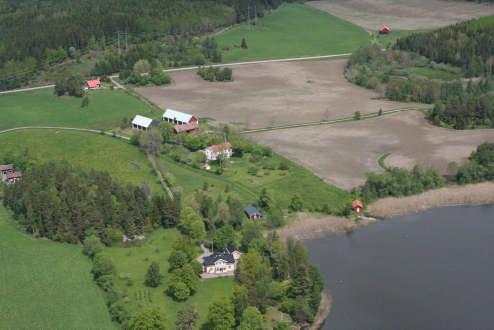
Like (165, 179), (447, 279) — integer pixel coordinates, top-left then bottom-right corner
(131, 115), (154, 131)
(203, 143), (233, 161)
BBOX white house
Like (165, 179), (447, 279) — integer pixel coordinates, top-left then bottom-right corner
(131, 115), (154, 131)
(203, 246), (241, 275)
(162, 109), (198, 126)
(203, 143), (233, 161)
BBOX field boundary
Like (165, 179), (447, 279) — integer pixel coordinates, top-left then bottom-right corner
(240, 107), (430, 134)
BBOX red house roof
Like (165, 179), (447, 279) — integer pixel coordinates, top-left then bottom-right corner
(352, 200), (363, 209)
(86, 79), (101, 89)
(206, 143), (232, 153)
(6, 171), (22, 179)
(174, 122), (199, 133)
(379, 25), (391, 33)
(0, 164), (14, 171)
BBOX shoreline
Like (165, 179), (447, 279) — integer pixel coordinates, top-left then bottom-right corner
(276, 182), (494, 241)
(367, 182), (494, 219)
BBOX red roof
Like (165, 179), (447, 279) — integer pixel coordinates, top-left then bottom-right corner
(86, 79), (101, 89)
(207, 143), (232, 153)
(174, 122), (198, 133)
(379, 25), (391, 33)
(6, 171), (22, 179)
(352, 200), (363, 209)
(0, 164), (14, 171)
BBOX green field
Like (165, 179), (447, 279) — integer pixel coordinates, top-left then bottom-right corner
(0, 130), (162, 192)
(216, 3), (370, 62)
(102, 228), (233, 328)
(0, 89), (158, 130)
(0, 204), (114, 329)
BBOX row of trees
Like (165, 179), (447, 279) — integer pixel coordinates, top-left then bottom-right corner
(360, 143), (494, 202)
(2, 161), (180, 244)
(197, 66), (234, 82)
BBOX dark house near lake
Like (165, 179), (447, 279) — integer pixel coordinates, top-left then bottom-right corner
(244, 205), (263, 220)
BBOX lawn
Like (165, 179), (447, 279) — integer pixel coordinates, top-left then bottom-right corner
(215, 3), (370, 62)
(0, 204), (115, 329)
(0, 88), (159, 130)
(407, 66), (463, 81)
(102, 228), (233, 328)
(0, 130), (162, 193)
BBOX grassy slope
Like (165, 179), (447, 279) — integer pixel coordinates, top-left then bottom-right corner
(0, 204), (114, 329)
(0, 130), (162, 193)
(216, 3), (370, 62)
(0, 89), (158, 131)
(102, 228), (233, 328)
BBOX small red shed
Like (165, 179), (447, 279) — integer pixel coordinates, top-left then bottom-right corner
(86, 79), (101, 89)
(352, 200), (363, 213)
(379, 25), (391, 34)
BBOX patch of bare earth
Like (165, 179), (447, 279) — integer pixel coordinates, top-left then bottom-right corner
(308, 0), (494, 31)
(368, 182), (494, 219)
(250, 111), (494, 189)
(137, 60), (424, 130)
(275, 213), (376, 240)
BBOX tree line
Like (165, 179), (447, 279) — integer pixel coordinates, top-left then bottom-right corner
(361, 143), (494, 202)
(395, 16), (494, 77)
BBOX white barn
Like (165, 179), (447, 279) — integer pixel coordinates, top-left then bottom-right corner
(162, 109), (198, 126)
(131, 115), (154, 131)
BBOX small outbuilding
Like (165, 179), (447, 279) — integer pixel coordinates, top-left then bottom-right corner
(244, 205), (263, 220)
(86, 79), (101, 90)
(379, 25), (391, 34)
(352, 200), (364, 213)
(0, 164), (14, 177)
(131, 115), (154, 131)
(203, 143), (233, 161)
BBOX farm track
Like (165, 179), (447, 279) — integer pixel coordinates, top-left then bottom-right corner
(239, 107), (430, 134)
(0, 53), (352, 95)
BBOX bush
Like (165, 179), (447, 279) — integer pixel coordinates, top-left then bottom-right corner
(91, 254), (115, 279)
(167, 280), (190, 301)
(82, 235), (103, 258)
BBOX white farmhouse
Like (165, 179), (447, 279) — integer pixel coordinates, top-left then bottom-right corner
(203, 143), (233, 161)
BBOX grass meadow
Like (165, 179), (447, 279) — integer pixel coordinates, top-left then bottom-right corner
(102, 228), (233, 328)
(0, 204), (115, 329)
(216, 3), (370, 62)
(0, 130), (162, 193)
(0, 88), (158, 131)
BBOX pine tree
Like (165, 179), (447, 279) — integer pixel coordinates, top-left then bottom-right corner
(144, 261), (162, 287)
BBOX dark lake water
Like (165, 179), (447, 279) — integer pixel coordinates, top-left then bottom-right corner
(305, 205), (494, 330)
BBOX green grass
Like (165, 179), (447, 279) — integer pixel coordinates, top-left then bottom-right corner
(0, 204), (115, 329)
(0, 88), (159, 130)
(102, 228), (233, 328)
(0, 130), (162, 192)
(378, 153), (391, 170)
(407, 66), (463, 81)
(216, 3), (370, 62)
(372, 30), (422, 48)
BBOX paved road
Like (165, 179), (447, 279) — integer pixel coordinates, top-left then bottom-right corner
(0, 53), (352, 95)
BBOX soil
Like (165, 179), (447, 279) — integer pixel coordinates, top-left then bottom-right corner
(249, 111), (494, 189)
(367, 182), (494, 219)
(307, 0), (494, 31)
(136, 60), (425, 130)
(276, 213), (376, 240)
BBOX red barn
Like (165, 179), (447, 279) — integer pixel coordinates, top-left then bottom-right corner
(379, 25), (391, 34)
(86, 79), (101, 89)
(352, 200), (363, 213)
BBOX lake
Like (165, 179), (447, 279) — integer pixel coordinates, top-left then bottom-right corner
(305, 205), (494, 330)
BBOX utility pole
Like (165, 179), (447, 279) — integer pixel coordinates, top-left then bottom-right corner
(116, 31), (121, 54)
(124, 29), (129, 53)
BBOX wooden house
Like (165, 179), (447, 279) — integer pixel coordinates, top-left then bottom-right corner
(203, 143), (233, 161)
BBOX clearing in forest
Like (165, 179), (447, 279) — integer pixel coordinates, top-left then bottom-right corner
(0, 205), (114, 329)
(215, 3), (370, 62)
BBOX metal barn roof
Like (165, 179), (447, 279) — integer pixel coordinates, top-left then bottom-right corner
(163, 109), (194, 123)
(132, 115), (153, 128)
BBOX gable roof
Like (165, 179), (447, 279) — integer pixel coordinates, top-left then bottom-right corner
(132, 115), (153, 128)
(206, 143), (232, 153)
(226, 245), (240, 254)
(6, 171), (22, 179)
(352, 200), (363, 208)
(163, 109), (194, 123)
(244, 205), (262, 217)
(174, 122), (198, 133)
(86, 79), (101, 88)
(203, 253), (235, 267)
(0, 164), (14, 171)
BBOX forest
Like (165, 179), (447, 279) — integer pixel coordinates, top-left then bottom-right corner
(2, 161), (180, 244)
(0, 0), (288, 90)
